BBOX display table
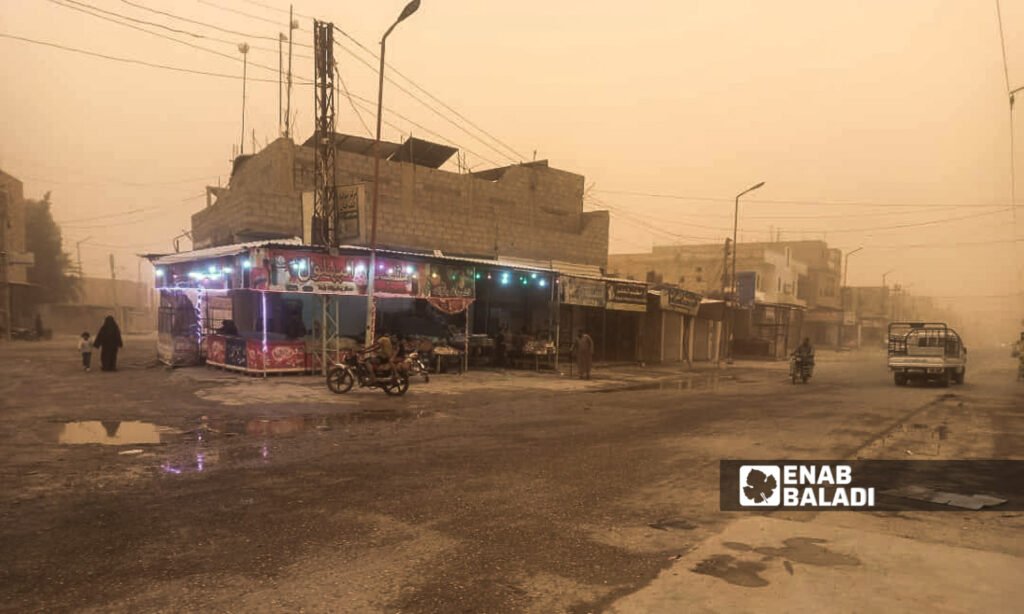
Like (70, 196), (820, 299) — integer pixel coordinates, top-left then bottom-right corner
(206, 334), (307, 374)
(432, 346), (465, 374)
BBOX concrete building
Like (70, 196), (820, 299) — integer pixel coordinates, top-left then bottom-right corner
(0, 169), (31, 335)
(784, 241), (842, 347)
(607, 242), (807, 306)
(608, 242), (811, 359)
(191, 135), (609, 268)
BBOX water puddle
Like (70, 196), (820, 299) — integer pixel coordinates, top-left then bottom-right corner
(58, 421), (182, 446)
(592, 374), (732, 394)
(200, 408), (430, 438)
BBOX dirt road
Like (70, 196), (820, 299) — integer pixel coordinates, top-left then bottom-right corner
(0, 336), (1020, 613)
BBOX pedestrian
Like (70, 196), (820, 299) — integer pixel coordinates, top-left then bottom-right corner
(93, 315), (123, 372)
(77, 332), (93, 372)
(494, 324), (507, 368)
(576, 329), (594, 380)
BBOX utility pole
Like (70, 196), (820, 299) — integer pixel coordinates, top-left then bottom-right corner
(278, 32), (285, 135)
(720, 238), (731, 299)
(238, 42), (250, 155)
(75, 236), (92, 278)
(109, 254), (119, 321)
(285, 5), (295, 139)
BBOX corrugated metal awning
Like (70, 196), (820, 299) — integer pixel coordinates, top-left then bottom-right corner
(147, 237), (304, 266)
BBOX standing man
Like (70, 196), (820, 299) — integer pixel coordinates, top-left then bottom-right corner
(576, 329), (594, 380)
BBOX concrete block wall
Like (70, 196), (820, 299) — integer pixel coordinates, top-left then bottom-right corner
(195, 138), (608, 268)
(192, 139), (301, 247)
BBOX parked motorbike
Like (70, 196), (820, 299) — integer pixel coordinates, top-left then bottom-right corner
(790, 354), (813, 384)
(326, 350), (410, 396)
(406, 351), (430, 383)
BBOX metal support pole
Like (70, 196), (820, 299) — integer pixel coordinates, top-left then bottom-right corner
(366, 37), (387, 346)
(321, 295), (327, 375)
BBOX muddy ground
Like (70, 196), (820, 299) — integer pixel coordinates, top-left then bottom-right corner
(0, 336), (1021, 613)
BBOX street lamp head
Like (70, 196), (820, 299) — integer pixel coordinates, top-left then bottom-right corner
(384, 0), (421, 40)
(750, 181), (765, 190)
(397, 0), (421, 23)
(237, 42), (250, 54)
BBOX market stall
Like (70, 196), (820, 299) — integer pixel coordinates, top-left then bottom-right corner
(150, 241), (478, 374)
(471, 267), (557, 368)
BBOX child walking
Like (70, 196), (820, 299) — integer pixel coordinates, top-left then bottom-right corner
(78, 332), (92, 372)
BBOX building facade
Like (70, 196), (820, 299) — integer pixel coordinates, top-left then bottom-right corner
(191, 136), (609, 268)
(0, 169), (31, 334)
(607, 242), (807, 306)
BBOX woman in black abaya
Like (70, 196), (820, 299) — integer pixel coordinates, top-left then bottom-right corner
(93, 316), (124, 371)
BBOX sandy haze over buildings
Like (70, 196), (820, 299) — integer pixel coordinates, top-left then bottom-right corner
(0, 0), (1021, 316)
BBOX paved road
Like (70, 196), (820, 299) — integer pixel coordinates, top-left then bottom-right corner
(0, 337), (1020, 613)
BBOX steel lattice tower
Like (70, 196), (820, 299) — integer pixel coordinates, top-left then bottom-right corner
(312, 20), (337, 246)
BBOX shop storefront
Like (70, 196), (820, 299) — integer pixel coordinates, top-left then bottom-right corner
(470, 266), (556, 369)
(559, 277), (648, 363)
(642, 287), (703, 364)
(150, 242), (476, 374)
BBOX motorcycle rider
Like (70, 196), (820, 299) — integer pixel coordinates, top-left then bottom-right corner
(792, 337), (815, 375)
(365, 333), (395, 384)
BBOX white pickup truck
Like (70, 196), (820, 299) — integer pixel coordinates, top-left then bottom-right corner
(887, 322), (966, 387)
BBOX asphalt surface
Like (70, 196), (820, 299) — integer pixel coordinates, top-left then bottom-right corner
(0, 336), (1020, 613)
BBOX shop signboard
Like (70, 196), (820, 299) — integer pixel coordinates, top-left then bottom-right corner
(805, 308), (843, 323)
(605, 281), (647, 312)
(259, 249), (423, 297)
(423, 264), (475, 299)
(737, 272), (757, 307)
(661, 288), (702, 315)
(560, 277), (606, 308)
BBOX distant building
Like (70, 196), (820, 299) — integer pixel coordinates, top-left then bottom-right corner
(607, 242), (808, 306)
(40, 277), (155, 335)
(0, 169), (31, 333)
(608, 242), (812, 358)
(190, 135), (609, 268)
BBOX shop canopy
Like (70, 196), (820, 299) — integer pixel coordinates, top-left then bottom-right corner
(146, 240), (651, 312)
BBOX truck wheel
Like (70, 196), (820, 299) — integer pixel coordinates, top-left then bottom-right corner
(954, 369), (965, 385)
(894, 373), (906, 386)
(938, 370), (951, 388)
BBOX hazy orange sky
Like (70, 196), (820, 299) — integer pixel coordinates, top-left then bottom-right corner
(0, 0), (1021, 303)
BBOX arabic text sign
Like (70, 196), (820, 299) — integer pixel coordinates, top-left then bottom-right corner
(560, 277), (606, 308)
(662, 288), (702, 315)
(606, 281), (647, 312)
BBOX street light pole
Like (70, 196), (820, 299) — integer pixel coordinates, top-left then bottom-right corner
(730, 181), (765, 298)
(725, 180), (764, 364)
(842, 246), (863, 288)
(365, 0), (421, 345)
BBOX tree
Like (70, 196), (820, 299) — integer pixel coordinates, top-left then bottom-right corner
(25, 192), (78, 304)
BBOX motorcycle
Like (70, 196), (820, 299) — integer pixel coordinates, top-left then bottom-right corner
(790, 354), (813, 384)
(326, 349), (410, 396)
(405, 351), (430, 383)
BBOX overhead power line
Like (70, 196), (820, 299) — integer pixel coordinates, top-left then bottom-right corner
(58, 193), (205, 225)
(120, 0), (312, 48)
(595, 189), (1017, 209)
(49, 0), (289, 75)
(196, 0), (301, 30)
(0, 31), (281, 82)
(333, 39), (520, 166)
